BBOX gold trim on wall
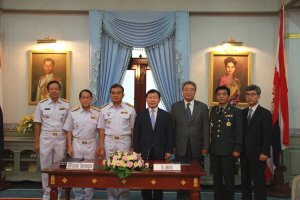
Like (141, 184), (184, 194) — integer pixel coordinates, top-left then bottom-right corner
(28, 50), (71, 105)
(285, 34), (300, 39)
(209, 51), (252, 108)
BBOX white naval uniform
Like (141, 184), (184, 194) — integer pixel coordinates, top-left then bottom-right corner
(97, 102), (136, 200)
(34, 97), (70, 200)
(63, 106), (100, 200)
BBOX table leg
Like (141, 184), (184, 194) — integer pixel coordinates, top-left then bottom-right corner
(189, 190), (200, 200)
(50, 187), (58, 200)
(65, 187), (71, 200)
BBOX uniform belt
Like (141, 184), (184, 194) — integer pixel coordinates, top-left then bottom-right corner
(44, 131), (63, 136)
(107, 135), (130, 139)
(73, 138), (96, 144)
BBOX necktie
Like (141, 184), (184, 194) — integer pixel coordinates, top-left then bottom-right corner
(151, 109), (155, 129)
(247, 108), (253, 125)
(219, 107), (224, 117)
(186, 103), (192, 122)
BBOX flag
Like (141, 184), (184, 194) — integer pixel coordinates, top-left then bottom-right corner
(266, 4), (290, 182)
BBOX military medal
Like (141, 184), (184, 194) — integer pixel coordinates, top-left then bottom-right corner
(226, 122), (231, 126)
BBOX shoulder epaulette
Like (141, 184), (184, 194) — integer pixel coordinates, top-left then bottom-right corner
(61, 98), (69, 103)
(92, 106), (101, 112)
(39, 97), (49, 103)
(126, 102), (134, 108)
(71, 106), (80, 112)
(101, 103), (109, 108)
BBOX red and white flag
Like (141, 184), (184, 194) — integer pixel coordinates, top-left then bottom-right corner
(266, 4), (290, 182)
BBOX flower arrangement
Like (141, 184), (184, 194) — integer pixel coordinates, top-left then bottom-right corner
(99, 151), (150, 179)
(17, 113), (36, 133)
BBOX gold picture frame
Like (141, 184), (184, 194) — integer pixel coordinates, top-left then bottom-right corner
(28, 50), (71, 105)
(209, 51), (252, 108)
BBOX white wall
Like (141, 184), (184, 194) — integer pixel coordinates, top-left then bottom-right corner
(1, 1), (299, 129)
(1, 12), (89, 123)
(285, 9), (300, 128)
(190, 14), (278, 108)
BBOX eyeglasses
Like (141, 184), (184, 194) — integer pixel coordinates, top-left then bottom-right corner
(245, 93), (259, 97)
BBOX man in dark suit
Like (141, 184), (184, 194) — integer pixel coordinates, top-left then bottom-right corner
(134, 89), (173, 200)
(241, 85), (272, 200)
(170, 81), (210, 200)
(209, 86), (243, 200)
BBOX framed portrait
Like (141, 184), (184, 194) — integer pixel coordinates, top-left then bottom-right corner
(28, 50), (71, 105)
(209, 51), (252, 108)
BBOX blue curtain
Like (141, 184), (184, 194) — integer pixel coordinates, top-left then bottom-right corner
(89, 10), (190, 110)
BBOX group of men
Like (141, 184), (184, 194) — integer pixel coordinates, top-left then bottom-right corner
(34, 79), (272, 200)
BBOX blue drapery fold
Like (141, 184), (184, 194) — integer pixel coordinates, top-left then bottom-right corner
(89, 10), (190, 110)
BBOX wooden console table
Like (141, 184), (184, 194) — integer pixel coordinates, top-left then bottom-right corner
(42, 159), (206, 200)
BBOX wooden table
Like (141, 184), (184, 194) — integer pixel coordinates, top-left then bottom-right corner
(42, 159), (206, 200)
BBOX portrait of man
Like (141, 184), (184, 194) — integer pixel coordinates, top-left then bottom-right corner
(29, 50), (70, 105)
(36, 58), (63, 101)
(209, 52), (252, 107)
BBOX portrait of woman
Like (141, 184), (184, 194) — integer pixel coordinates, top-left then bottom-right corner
(218, 57), (241, 106)
(209, 51), (252, 108)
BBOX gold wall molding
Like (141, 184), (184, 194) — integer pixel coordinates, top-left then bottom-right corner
(285, 34), (300, 39)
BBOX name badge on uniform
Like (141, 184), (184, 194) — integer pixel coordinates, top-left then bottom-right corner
(45, 108), (50, 110)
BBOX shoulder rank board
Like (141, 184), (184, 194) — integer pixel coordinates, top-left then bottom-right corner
(39, 97), (49, 103)
(92, 106), (101, 112)
(61, 98), (69, 103)
(71, 106), (80, 112)
(101, 103), (109, 108)
(126, 102), (134, 108)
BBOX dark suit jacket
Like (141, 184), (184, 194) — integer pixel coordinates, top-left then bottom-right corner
(170, 100), (210, 157)
(242, 105), (272, 160)
(209, 104), (243, 155)
(134, 108), (173, 160)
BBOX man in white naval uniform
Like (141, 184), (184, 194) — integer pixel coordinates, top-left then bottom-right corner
(98, 84), (136, 200)
(34, 80), (70, 200)
(63, 89), (101, 200)
(36, 58), (63, 101)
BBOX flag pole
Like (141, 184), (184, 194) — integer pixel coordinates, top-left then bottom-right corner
(266, 0), (291, 197)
